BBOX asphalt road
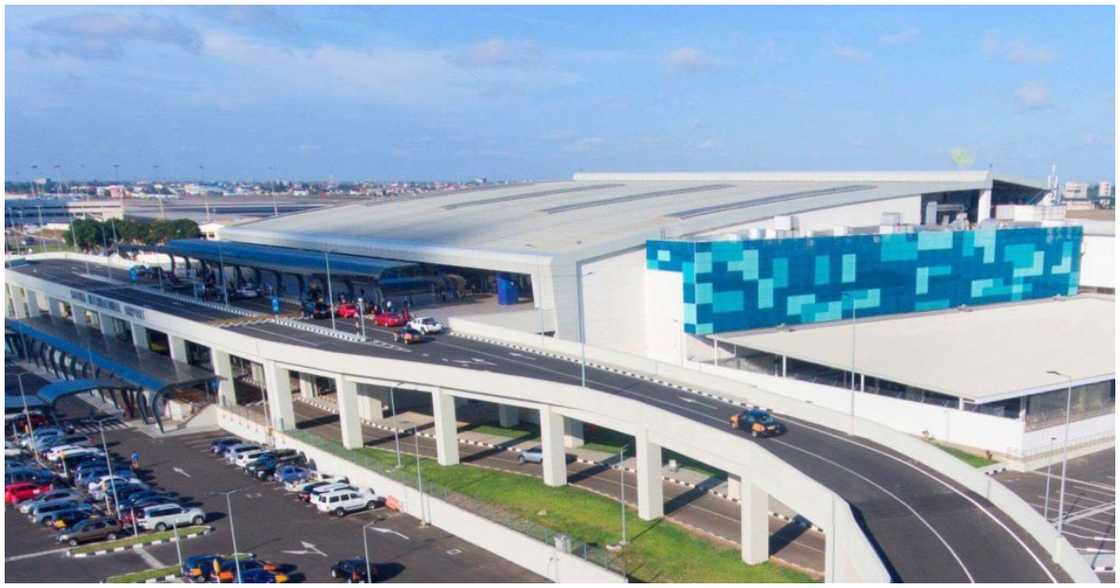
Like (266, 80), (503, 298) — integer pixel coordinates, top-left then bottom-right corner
(276, 398), (827, 576)
(9, 259), (1073, 582)
(996, 448), (1115, 583)
(4, 373), (542, 583)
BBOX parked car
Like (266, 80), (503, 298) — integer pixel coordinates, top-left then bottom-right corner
(182, 553), (222, 582)
(214, 558), (286, 583)
(30, 500), (92, 525)
(301, 299), (331, 319)
(5, 481), (52, 505)
(47, 445), (102, 463)
(408, 317), (444, 334)
(224, 443), (261, 464)
(88, 474), (143, 494)
(56, 517), (124, 545)
(76, 467), (135, 489)
(209, 438), (243, 454)
(6, 467), (56, 486)
(45, 508), (94, 530)
(274, 466), (310, 485)
(235, 449), (270, 468)
(18, 489), (82, 514)
(35, 434), (92, 453)
(331, 558), (375, 582)
(92, 480), (147, 502)
(393, 326), (425, 344)
(313, 488), (383, 516)
(134, 503), (206, 531)
(517, 447), (544, 464)
(729, 408), (783, 437)
(20, 427), (66, 447)
(239, 568), (286, 583)
(335, 302), (360, 318)
(233, 286), (261, 300)
(304, 482), (354, 504)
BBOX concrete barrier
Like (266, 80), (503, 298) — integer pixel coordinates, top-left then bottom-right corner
(216, 409), (626, 583)
(448, 317), (1099, 584)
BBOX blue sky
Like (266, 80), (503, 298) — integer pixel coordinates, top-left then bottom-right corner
(5, 5), (1115, 182)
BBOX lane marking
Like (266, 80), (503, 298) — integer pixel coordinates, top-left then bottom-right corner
(5, 547), (71, 562)
(136, 546), (166, 569)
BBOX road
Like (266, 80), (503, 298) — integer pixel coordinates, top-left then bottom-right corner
(4, 367), (542, 583)
(10, 259), (1072, 582)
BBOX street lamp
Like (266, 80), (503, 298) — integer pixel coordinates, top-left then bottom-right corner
(199, 165), (211, 223)
(211, 489), (244, 584)
(618, 444), (628, 546)
(1043, 435), (1057, 521)
(324, 251), (337, 332)
(96, 413), (129, 535)
(15, 373), (39, 461)
(842, 292), (858, 425)
(361, 519), (377, 582)
(1044, 370), (1074, 542)
(357, 297), (367, 340)
(390, 384), (402, 469)
(575, 269), (595, 388)
(411, 423), (426, 527)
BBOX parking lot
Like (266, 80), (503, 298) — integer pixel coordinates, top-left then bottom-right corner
(5, 388), (542, 583)
(995, 448), (1115, 582)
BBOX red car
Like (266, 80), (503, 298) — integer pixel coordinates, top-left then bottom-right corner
(372, 309), (410, 327)
(335, 303), (360, 319)
(5, 481), (52, 505)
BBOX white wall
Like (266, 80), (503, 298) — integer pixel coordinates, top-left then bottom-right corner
(694, 195), (923, 237)
(643, 262), (684, 364)
(1079, 234), (1114, 290)
(582, 249), (648, 356)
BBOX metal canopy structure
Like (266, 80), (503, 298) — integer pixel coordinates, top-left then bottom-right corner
(162, 239), (416, 279)
(5, 394), (49, 412)
(35, 378), (126, 407)
(7, 316), (219, 431)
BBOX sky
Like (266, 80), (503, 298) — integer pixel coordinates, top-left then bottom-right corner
(5, 4), (1115, 182)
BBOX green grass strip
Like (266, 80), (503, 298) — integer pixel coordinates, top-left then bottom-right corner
(353, 446), (812, 583)
(105, 565), (178, 583)
(70, 525), (209, 556)
(931, 442), (999, 468)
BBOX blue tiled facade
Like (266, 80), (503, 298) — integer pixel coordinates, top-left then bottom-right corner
(647, 227), (1082, 334)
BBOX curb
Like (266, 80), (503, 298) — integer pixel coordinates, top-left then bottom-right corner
(69, 526), (213, 558)
(144, 574), (178, 583)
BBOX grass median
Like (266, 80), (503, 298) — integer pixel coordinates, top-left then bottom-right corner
(70, 525), (209, 556)
(931, 442), (999, 468)
(355, 446), (812, 583)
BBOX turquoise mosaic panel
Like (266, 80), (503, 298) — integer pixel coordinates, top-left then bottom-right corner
(646, 226), (1083, 334)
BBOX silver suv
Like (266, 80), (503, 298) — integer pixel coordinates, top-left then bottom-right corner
(135, 503), (206, 531)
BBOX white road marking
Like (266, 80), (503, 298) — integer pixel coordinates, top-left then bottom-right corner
(172, 466), (192, 478)
(5, 547), (71, 562)
(678, 396), (718, 410)
(136, 546), (166, 569)
(282, 540), (327, 557)
(370, 528), (411, 541)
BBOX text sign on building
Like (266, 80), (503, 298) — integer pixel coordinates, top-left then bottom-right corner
(647, 226), (1082, 334)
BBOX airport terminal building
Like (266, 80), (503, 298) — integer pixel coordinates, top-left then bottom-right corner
(9, 171), (1115, 459)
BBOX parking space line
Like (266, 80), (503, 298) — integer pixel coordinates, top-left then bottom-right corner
(5, 547), (72, 563)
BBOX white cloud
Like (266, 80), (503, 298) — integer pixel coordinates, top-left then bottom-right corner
(563, 137), (606, 153)
(664, 47), (719, 73)
(30, 12), (202, 59)
(450, 39), (541, 68)
(982, 32), (1057, 64)
(830, 42), (871, 62)
(1014, 81), (1053, 111)
(879, 28), (920, 46)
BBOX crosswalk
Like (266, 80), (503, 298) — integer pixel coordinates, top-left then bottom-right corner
(65, 418), (130, 435)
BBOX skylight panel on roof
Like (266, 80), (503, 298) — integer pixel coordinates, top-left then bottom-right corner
(539, 184), (735, 214)
(666, 184), (877, 219)
(441, 183), (624, 210)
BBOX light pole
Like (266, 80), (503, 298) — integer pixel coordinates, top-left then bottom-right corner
(154, 165), (165, 220)
(412, 424), (425, 526)
(390, 384), (402, 469)
(357, 297), (367, 340)
(97, 414), (129, 534)
(324, 251), (337, 331)
(361, 519), (377, 582)
(618, 444), (628, 546)
(1043, 435), (1057, 521)
(1044, 370), (1074, 542)
(212, 489), (243, 583)
(15, 373), (38, 461)
(268, 166), (279, 216)
(199, 165), (211, 222)
(843, 292), (858, 425)
(575, 269), (594, 388)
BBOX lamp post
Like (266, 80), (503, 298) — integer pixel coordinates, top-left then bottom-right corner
(324, 251), (337, 331)
(575, 269), (595, 388)
(212, 489), (243, 583)
(618, 444), (628, 546)
(390, 384), (402, 469)
(199, 165), (211, 223)
(15, 373), (38, 461)
(842, 292), (858, 427)
(97, 413), (129, 535)
(361, 519), (377, 582)
(412, 423), (425, 527)
(1044, 370), (1074, 542)
(357, 297), (367, 340)
(1043, 435), (1057, 521)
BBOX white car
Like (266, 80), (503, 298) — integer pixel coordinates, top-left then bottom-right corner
(47, 446), (102, 462)
(223, 443), (260, 464)
(134, 503), (206, 531)
(517, 447), (544, 464)
(313, 488), (382, 516)
(235, 450), (268, 468)
(408, 317), (444, 334)
(308, 482), (353, 501)
(87, 474), (142, 494)
(234, 286), (260, 299)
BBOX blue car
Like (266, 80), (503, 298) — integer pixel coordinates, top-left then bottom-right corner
(209, 438), (242, 454)
(274, 466), (309, 484)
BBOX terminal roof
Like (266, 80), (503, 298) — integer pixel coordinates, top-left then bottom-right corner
(712, 296), (1115, 403)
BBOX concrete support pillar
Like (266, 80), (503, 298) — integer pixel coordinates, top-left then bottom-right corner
(977, 188), (993, 222)
(740, 479), (770, 565)
(335, 375), (363, 449)
(250, 362), (265, 389)
(635, 429), (664, 521)
(355, 384), (384, 421)
(211, 349), (236, 407)
(10, 288), (29, 319)
(263, 361), (296, 431)
(25, 290), (45, 316)
(168, 335), (189, 364)
(99, 314), (117, 338)
(727, 474), (741, 498)
(298, 372), (316, 400)
(47, 297), (65, 318)
(431, 389), (460, 466)
(69, 304), (84, 325)
(498, 404), (520, 428)
(563, 418), (585, 448)
(539, 406), (567, 487)
(130, 322), (149, 350)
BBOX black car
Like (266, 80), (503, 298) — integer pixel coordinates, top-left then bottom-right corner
(331, 558), (374, 583)
(118, 490), (177, 510)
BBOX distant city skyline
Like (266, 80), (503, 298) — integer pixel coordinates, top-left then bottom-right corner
(6, 5), (1115, 182)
